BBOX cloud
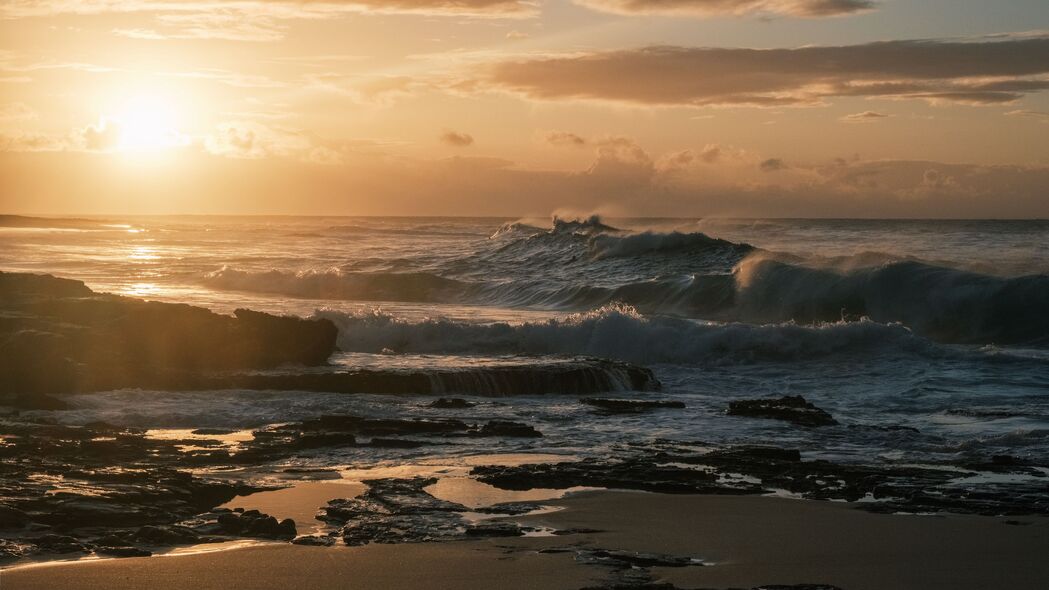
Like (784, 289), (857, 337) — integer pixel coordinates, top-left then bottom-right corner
(0, 102), (36, 121)
(440, 130), (474, 147)
(162, 68), (285, 88)
(575, 0), (875, 18)
(6, 141), (1049, 218)
(0, 132), (70, 152)
(311, 74), (417, 105)
(79, 120), (123, 151)
(113, 12), (286, 42)
(659, 149), (695, 171)
(112, 28), (168, 40)
(0, 0), (875, 23)
(480, 36), (1049, 107)
(841, 110), (889, 122)
(759, 157), (786, 172)
(0, 60), (117, 75)
(1, 119), (123, 152)
(699, 144), (722, 163)
(546, 131), (587, 147)
(586, 137), (655, 186)
(506, 30), (529, 40)
(1, 116), (342, 163)
(204, 120), (340, 163)
(1006, 109), (1049, 122)
(0, 0), (538, 24)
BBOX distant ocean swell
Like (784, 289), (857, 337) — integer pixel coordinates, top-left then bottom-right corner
(203, 217), (1049, 346)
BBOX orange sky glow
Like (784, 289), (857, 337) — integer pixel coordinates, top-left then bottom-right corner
(1, 1), (1048, 217)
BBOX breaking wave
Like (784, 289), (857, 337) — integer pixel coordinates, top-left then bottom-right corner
(733, 254), (1049, 345)
(201, 216), (1049, 346)
(315, 304), (935, 365)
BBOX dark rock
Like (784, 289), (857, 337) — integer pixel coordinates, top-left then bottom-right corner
(292, 534), (337, 546)
(35, 498), (158, 528)
(134, 525), (200, 545)
(324, 478), (467, 546)
(754, 586), (844, 590)
(369, 438), (430, 448)
(0, 274), (654, 402)
(581, 398), (685, 413)
(708, 445), (802, 463)
(216, 512), (296, 540)
(191, 428), (237, 436)
(293, 415), (470, 436)
(847, 423), (920, 434)
(0, 417), (272, 557)
(577, 549), (702, 569)
(291, 432), (357, 449)
(96, 546), (153, 558)
(0, 504), (30, 528)
(0, 271), (93, 299)
(81, 421), (134, 433)
(474, 421), (542, 438)
(992, 455), (1022, 466)
(0, 271), (338, 399)
(234, 415), (481, 461)
(321, 477), (533, 546)
(0, 393), (70, 410)
(728, 396), (838, 427)
(191, 359), (660, 397)
(32, 534), (89, 554)
(0, 539), (31, 562)
(429, 398), (475, 409)
(554, 527), (603, 535)
(473, 442), (1047, 516)
(216, 513), (247, 534)
(573, 548), (704, 590)
(463, 522), (523, 537)
(92, 533), (131, 546)
(232, 308), (337, 368)
(472, 456), (735, 495)
(473, 502), (541, 516)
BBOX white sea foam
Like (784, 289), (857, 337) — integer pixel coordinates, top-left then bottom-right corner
(316, 304), (933, 365)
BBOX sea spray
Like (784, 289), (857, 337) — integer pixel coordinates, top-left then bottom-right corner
(314, 304), (934, 365)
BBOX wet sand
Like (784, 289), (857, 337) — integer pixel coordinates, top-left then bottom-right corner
(219, 480), (366, 534)
(1, 542), (594, 590)
(517, 491), (1049, 589)
(5, 491), (1048, 590)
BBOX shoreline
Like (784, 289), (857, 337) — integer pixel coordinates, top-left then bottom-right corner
(4, 490), (1048, 590)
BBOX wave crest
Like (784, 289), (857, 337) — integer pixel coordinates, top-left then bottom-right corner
(315, 304), (932, 365)
(588, 230), (752, 261)
(734, 254), (1049, 345)
(198, 217), (1049, 346)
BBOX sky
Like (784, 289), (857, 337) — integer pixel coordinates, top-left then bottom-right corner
(1, 0), (1048, 217)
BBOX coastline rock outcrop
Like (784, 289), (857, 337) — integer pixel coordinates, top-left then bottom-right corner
(581, 398), (685, 413)
(728, 396), (838, 427)
(320, 478), (529, 546)
(0, 272), (338, 405)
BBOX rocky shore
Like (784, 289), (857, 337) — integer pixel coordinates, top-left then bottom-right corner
(0, 272), (337, 407)
(0, 272), (658, 409)
(1, 271), (1047, 589)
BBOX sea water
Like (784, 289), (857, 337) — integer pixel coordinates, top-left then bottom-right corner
(2, 215), (1047, 468)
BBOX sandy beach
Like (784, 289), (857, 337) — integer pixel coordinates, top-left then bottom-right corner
(5, 490), (1048, 590)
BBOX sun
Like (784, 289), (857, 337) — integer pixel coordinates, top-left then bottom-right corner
(108, 94), (188, 152)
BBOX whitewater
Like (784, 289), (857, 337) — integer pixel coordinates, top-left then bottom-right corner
(2, 215), (1048, 466)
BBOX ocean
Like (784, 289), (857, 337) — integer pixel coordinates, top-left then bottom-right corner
(2, 215), (1048, 473)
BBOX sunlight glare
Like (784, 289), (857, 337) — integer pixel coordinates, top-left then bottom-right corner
(110, 94), (188, 152)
